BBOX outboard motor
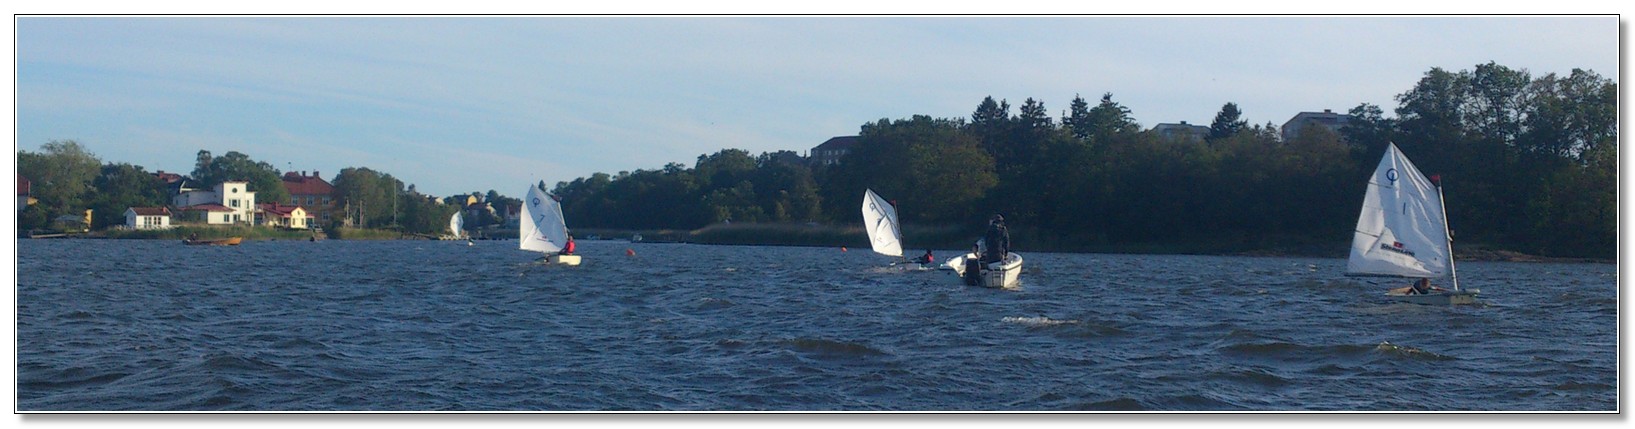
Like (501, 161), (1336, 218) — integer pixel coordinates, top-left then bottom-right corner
(963, 257), (983, 286)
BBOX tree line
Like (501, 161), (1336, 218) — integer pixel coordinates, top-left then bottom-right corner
(16, 62), (1615, 259)
(549, 62), (1615, 259)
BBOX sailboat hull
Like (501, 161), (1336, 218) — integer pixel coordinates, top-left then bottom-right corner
(1385, 289), (1480, 305)
(549, 254), (582, 266)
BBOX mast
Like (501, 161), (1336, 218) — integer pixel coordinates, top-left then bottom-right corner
(1434, 175), (1460, 292)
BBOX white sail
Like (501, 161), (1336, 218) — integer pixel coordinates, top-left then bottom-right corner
(449, 211), (464, 238)
(519, 185), (569, 254)
(1347, 143), (1451, 278)
(861, 189), (904, 257)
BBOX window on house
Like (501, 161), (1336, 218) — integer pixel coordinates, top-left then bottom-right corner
(230, 199), (239, 208)
(307, 196), (315, 205)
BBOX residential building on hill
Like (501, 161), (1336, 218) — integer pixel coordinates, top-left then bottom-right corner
(1281, 109), (1353, 143)
(1151, 121), (1210, 143)
(810, 136), (860, 166)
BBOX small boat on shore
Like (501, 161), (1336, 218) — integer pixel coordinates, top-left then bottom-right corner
(183, 237), (242, 246)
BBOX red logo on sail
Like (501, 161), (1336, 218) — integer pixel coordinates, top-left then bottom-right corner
(1380, 240), (1415, 257)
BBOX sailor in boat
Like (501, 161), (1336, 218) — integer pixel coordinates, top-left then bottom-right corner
(562, 235), (577, 255)
(911, 249), (935, 265)
(1390, 278), (1446, 295)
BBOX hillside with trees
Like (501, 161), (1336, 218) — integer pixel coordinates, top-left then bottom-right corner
(15, 62), (1615, 259)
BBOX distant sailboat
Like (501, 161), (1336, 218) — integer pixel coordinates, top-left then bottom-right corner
(1347, 142), (1477, 305)
(520, 184), (580, 266)
(449, 211), (472, 245)
(863, 188), (928, 269)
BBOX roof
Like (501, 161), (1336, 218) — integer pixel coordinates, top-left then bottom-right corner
(153, 170), (184, 184)
(178, 204), (234, 212)
(256, 203), (304, 216)
(812, 136), (860, 152)
(282, 172), (334, 196)
(127, 207), (172, 216)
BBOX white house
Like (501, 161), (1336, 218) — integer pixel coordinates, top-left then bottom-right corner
(176, 204), (236, 225)
(255, 203), (309, 229)
(174, 181), (257, 225)
(124, 207), (174, 230)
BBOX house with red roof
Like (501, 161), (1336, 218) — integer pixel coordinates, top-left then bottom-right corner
(282, 171), (335, 226)
(124, 207), (174, 230)
(255, 203), (310, 229)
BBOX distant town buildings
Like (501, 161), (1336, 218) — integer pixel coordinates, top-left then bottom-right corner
(1150, 121), (1210, 143)
(1281, 109), (1353, 143)
(810, 136), (859, 166)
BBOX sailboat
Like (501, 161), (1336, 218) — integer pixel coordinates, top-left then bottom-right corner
(449, 211), (472, 245)
(862, 189), (930, 270)
(1347, 142), (1478, 305)
(520, 184), (581, 266)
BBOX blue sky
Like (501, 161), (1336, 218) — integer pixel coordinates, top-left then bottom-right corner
(11, 16), (1620, 198)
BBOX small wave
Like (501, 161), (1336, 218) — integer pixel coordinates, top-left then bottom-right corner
(1071, 397), (1146, 411)
(1552, 381), (1613, 391)
(785, 338), (887, 357)
(1002, 316), (1079, 327)
(199, 353), (283, 373)
(1375, 341), (1456, 361)
(1220, 367), (1290, 387)
(696, 297), (735, 310)
(1220, 341), (1304, 355)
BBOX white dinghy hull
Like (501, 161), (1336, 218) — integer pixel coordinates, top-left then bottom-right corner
(549, 254), (583, 266)
(946, 252), (1023, 289)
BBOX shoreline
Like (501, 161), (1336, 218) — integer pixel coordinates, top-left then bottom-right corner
(25, 224), (1612, 264)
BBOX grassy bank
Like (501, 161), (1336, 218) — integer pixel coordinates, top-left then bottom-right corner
(101, 225), (317, 241)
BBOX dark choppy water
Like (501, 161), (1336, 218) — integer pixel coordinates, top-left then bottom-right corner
(14, 239), (1617, 411)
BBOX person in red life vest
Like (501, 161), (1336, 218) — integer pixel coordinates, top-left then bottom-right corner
(912, 249), (934, 265)
(562, 235), (577, 255)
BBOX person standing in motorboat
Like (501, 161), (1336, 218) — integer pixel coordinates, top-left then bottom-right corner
(980, 214), (1009, 264)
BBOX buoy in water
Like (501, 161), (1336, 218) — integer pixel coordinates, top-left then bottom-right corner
(626, 248), (635, 256)
(841, 247), (847, 252)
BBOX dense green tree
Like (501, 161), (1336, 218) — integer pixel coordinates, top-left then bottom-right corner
(190, 150), (291, 205)
(1084, 93), (1141, 144)
(16, 140), (102, 230)
(1208, 102), (1248, 140)
(88, 163), (171, 229)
